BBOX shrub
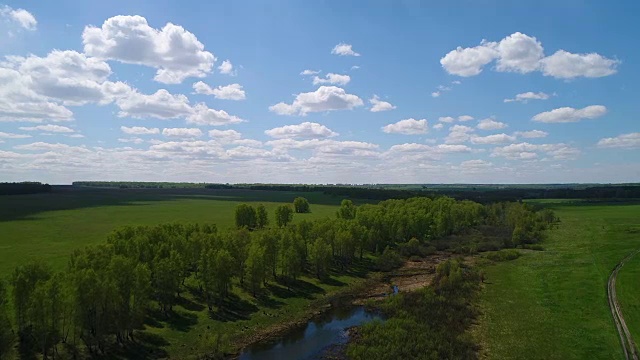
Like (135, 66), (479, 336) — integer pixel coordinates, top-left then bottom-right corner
(375, 247), (404, 272)
(522, 244), (544, 251)
(485, 249), (521, 262)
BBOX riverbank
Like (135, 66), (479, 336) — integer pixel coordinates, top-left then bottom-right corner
(230, 252), (453, 358)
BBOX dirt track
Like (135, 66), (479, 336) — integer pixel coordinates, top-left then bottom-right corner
(608, 250), (640, 360)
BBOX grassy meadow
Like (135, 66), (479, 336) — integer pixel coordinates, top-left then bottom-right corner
(475, 200), (640, 359)
(0, 187), (344, 276)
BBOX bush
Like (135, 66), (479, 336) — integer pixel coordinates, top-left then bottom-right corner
(375, 247), (404, 272)
(485, 249), (520, 262)
(521, 244), (544, 251)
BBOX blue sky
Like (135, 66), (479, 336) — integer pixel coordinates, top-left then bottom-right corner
(0, 0), (638, 184)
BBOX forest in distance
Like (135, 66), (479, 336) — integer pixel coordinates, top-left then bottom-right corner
(0, 192), (555, 359)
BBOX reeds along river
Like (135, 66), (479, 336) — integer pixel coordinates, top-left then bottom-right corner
(239, 306), (381, 360)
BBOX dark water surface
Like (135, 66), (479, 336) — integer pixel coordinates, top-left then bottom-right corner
(239, 306), (381, 360)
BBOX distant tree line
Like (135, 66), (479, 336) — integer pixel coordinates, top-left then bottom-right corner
(0, 182), (52, 196)
(72, 181), (234, 189)
(0, 196), (555, 359)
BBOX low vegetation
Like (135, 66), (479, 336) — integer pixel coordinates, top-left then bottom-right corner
(348, 259), (482, 359)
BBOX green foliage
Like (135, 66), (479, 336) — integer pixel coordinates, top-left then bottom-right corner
(485, 249), (521, 262)
(235, 204), (257, 229)
(275, 204), (294, 227)
(0, 280), (14, 359)
(337, 199), (357, 220)
(348, 259), (481, 360)
(309, 238), (332, 279)
(375, 247), (404, 272)
(256, 204), (269, 229)
(293, 197), (311, 213)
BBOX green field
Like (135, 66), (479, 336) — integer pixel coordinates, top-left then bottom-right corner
(616, 236), (640, 348)
(0, 187), (345, 277)
(475, 201), (640, 359)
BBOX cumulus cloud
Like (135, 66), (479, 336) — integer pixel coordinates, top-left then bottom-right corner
(265, 122), (338, 139)
(218, 60), (235, 75)
(440, 32), (618, 79)
(597, 133), (640, 149)
(369, 95), (396, 112)
(458, 115), (474, 122)
(470, 133), (516, 144)
(492, 142), (580, 160)
(460, 159), (492, 168)
(515, 130), (548, 138)
(312, 73), (351, 86)
(186, 103), (245, 126)
(433, 123), (444, 130)
(19, 125), (74, 133)
(504, 91), (551, 103)
(120, 126), (159, 135)
(439, 117), (455, 123)
(162, 128), (203, 138)
(269, 86), (363, 116)
(541, 50), (619, 79)
(331, 43), (360, 56)
(477, 118), (507, 130)
(1, 5), (37, 30)
(209, 129), (242, 143)
(193, 82), (246, 100)
(431, 91), (441, 98)
(82, 15), (215, 84)
(532, 105), (607, 123)
(382, 118), (428, 135)
(445, 125), (474, 144)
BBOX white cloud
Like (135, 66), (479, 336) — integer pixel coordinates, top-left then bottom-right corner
(193, 82), (246, 100)
(209, 129), (242, 143)
(118, 137), (145, 144)
(433, 123), (444, 130)
(116, 89), (192, 119)
(300, 69), (320, 76)
(541, 50), (619, 79)
(312, 73), (351, 86)
(460, 159), (492, 168)
(436, 144), (472, 153)
(0, 131), (31, 139)
(440, 32), (618, 79)
(120, 126), (159, 135)
(445, 125), (474, 144)
(597, 133), (640, 149)
(162, 128), (203, 138)
(1, 5), (37, 30)
(470, 133), (516, 144)
(369, 95), (396, 112)
(218, 60), (235, 75)
(351, 65), (360, 70)
(458, 115), (474, 122)
(515, 130), (548, 138)
(532, 105), (607, 123)
(440, 40), (499, 77)
(382, 118), (428, 135)
(19, 125), (74, 133)
(431, 91), (441, 98)
(504, 91), (550, 103)
(439, 116), (455, 123)
(269, 86), (363, 116)
(477, 118), (507, 130)
(495, 32), (544, 73)
(187, 103), (245, 126)
(82, 15), (215, 84)
(331, 43), (360, 56)
(265, 122), (338, 139)
(492, 142), (580, 160)
(14, 142), (90, 153)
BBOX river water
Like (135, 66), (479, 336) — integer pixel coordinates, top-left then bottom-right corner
(239, 306), (381, 360)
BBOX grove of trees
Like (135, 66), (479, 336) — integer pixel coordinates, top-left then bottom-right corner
(0, 196), (555, 359)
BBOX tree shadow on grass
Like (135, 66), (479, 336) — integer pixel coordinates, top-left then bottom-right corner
(267, 278), (325, 300)
(209, 294), (259, 322)
(147, 307), (198, 332)
(99, 331), (170, 360)
(320, 276), (346, 287)
(175, 295), (206, 312)
(255, 292), (286, 310)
